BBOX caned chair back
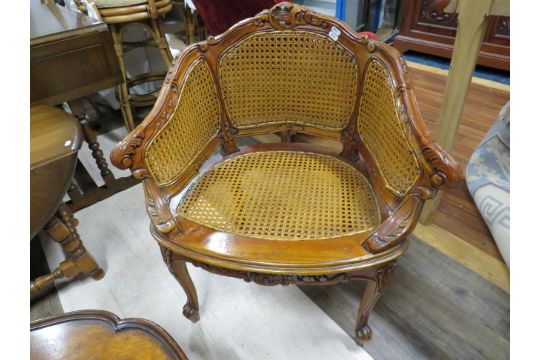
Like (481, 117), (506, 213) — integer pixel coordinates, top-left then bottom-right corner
(357, 58), (420, 196)
(113, 2), (460, 203)
(219, 31), (358, 132)
(144, 60), (220, 186)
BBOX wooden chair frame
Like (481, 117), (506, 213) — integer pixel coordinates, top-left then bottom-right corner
(111, 2), (461, 344)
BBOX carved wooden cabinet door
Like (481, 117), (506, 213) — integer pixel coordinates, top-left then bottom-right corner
(394, 0), (510, 70)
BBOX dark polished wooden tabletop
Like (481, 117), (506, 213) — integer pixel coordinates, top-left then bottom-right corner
(30, 3), (105, 46)
(30, 310), (189, 360)
(30, 3), (121, 106)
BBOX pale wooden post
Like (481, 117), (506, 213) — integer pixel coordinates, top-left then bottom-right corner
(419, 0), (510, 224)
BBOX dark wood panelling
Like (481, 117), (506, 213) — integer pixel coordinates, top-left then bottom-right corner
(394, 0), (510, 70)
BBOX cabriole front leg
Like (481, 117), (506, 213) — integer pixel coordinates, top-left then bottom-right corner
(160, 246), (200, 322)
(354, 261), (397, 344)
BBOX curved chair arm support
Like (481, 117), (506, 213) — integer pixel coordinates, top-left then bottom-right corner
(388, 51), (463, 193)
(363, 186), (433, 253)
(143, 179), (181, 235)
(111, 126), (182, 235)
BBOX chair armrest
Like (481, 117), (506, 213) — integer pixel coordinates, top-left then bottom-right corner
(363, 137), (462, 254)
(419, 136), (463, 190)
(363, 186), (432, 254)
(143, 179), (181, 235)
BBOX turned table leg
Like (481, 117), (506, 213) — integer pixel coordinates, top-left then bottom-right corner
(65, 99), (140, 211)
(30, 204), (104, 296)
(160, 246), (200, 322)
(354, 261), (397, 344)
(68, 99), (115, 187)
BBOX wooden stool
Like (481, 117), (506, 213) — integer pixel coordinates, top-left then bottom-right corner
(77, 0), (174, 130)
(30, 105), (104, 295)
(31, 310), (189, 359)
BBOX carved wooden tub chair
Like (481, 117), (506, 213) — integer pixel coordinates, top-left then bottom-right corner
(111, 2), (460, 344)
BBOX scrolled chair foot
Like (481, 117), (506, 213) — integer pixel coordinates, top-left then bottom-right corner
(160, 245), (201, 323)
(182, 303), (200, 323)
(355, 325), (372, 345)
(90, 268), (105, 280)
(353, 262), (397, 345)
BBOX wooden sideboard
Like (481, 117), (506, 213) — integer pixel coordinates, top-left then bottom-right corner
(393, 0), (509, 71)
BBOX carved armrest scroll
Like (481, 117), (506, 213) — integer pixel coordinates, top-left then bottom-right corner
(363, 186), (432, 253)
(110, 126), (147, 173)
(419, 136), (463, 190)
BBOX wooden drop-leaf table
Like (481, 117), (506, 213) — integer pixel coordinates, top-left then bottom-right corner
(30, 2), (139, 212)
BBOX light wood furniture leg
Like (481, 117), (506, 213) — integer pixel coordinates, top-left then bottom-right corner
(354, 262), (397, 344)
(150, 17), (173, 66)
(30, 204), (104, 295)
(183, 6), (196, 45)
(160, 246), (200, 322)
(419, 0), (509, 223)
(110, 23), (136, 131)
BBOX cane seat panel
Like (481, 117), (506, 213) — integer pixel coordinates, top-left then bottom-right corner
(144, 59), (220, 186)
(219, 31), (358, 131)
(176, 151), (380, 241)
(357, 58), (420, 196)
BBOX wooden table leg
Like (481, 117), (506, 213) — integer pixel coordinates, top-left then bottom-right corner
(69, 99), (115, 187)
(30, 204), (104, 296)
(66, 99), (140, 212)
(67, 182), (83, 204)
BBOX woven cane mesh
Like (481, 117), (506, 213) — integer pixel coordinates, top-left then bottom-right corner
(177, 151), (380, 240)
(145, 60), (220, 186)
(219, 31), (358, 131)
(357, 59), (420, 196)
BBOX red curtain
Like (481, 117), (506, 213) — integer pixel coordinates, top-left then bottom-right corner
(192, 1), (380, 41)
(192, 0), (279, 36)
